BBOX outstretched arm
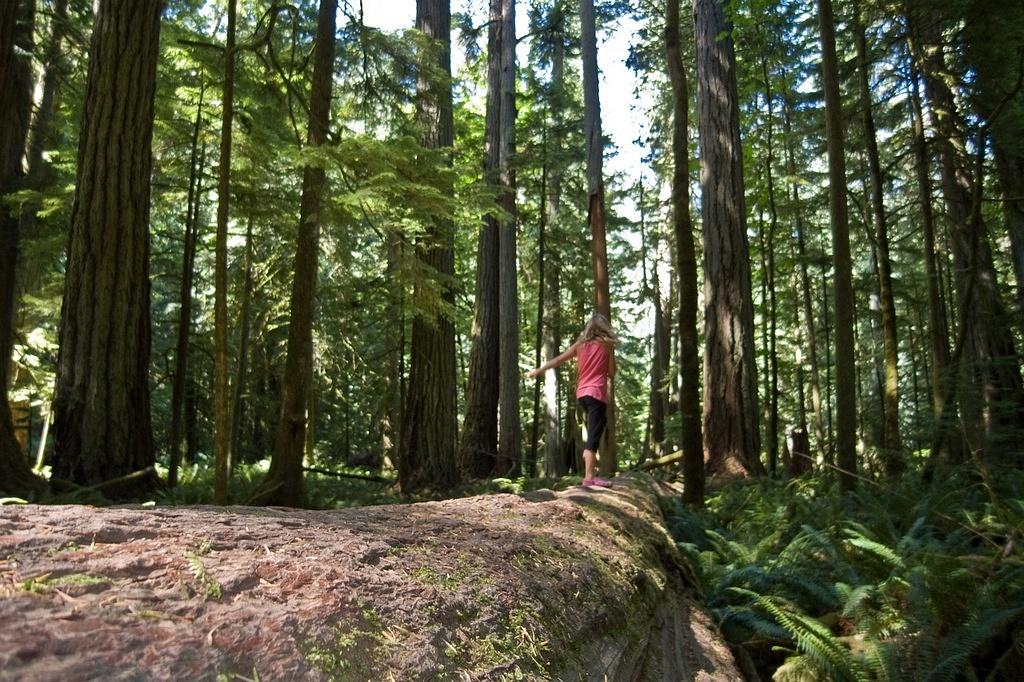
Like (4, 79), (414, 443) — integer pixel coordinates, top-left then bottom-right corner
(527, 342), (578, 379)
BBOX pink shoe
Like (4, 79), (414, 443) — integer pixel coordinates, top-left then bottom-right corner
(582, 477), (612, 488)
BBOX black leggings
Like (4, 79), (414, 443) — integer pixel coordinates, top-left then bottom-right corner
(578, 396), (608, 452)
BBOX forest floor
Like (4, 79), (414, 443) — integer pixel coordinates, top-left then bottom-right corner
(0, 473), (739, 681)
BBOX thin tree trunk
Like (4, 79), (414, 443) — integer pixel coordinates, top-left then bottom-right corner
(530, 155), (547, 478)
(169, 89), (206, 488)
(400, 0), (459, 493)
(760, 51), (780, 478)
(229, 215), (254, 468)
(543, 5), (564, 478)
(497, 0), (520, 477)
(667, 0), (703, 502)
(694, 0), (762, 477)
(817, 0), (857, 492)
(459, 0), (502, 479)
(784, 100), (826, 464)
(0, 0), (45, 497)
(255, 0), (337, 507)
(580, 0), (616, 476)
(213, 0), (237, 505)
(854, 6), (903, 475)
(52, 0), (161, 491)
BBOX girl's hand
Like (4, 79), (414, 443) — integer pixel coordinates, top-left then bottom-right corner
(527, 368), (542, 379)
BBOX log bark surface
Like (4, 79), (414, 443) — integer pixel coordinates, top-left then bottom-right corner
(0, 474), (739, 680)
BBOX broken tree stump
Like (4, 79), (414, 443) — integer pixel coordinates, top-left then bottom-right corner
(0, 472), (739, 680)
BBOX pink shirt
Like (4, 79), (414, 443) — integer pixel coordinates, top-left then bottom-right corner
(576, 340), (610, 402)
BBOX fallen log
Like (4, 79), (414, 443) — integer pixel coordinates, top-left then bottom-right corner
(637, 450), (683, 471)
(0, 472), (740, 680)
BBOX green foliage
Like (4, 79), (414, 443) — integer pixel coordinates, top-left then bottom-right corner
(664, 466), (1024, 680)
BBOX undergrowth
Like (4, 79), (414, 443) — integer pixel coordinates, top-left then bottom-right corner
(663, 465), (1024, 681)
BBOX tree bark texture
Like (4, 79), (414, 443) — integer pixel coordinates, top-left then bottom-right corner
(497, 0), (520, 476)
(0, 0), (45, 497)
(52, 0), (162, 489)
(693, 0), (762, 477)
(259, 0), (337, 507)
(459, 0), (502, 479)
(580, 0), (616, 475)
(817, 0), (857, 492)
(213, 0), (237, 505)
(666, 0), (703, 503)
(854, 7), (904, 475)
(401, 0), (459, 493)
(907, 7), (1024, 460)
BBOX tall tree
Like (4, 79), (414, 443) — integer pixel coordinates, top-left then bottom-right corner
(666, 0), (703, 503)
(497, 0), (520, 476)
(853, 4), (903, 475)
(255, 0), (338, 507)
(0, 0), (45, 496)
(906, 4), (1024, 460)
(580, 0), (616, 475)
(459, 0), (502, 479)
(213, 0), (238, 505)
(401, 0), (459, 493)
(817, 0), (857, 492)
(52, 0), (162, 488)
(693, 0), (762, 476)
(168, 89), (206, 488)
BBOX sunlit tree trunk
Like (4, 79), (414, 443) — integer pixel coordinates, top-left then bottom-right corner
(229, 215), (254, 467)
(581, 0), (616, 475)
(667, 0), (703, 502)
(459, 0), (502, 479)
(497, 0), (520, 476)
(52, 0), (162, 490)
(759, 51), (780, 478)
(401, 0), (459, 493)
(817, 0), (857, 492)
(694, 0), (762, 477)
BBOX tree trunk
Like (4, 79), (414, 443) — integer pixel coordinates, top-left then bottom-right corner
(854, 6), (904, 475)
(580, 0), (616, 476)
(400, 0), (459, 493)
(693, 0), (762, 477)
(213, 0), (237, 505)
(783, 100), (826, 465)
(229, 215), (254, 468)
(497, 0), (520, 477)
(817, 0), (857, 492)
(530, 157), (547, 478)
(759, 51), (780, 478)
(543, 5), (565, 478)
(0, 0), (45, 497)
(255, 0), (337, 507)
(994, 144), (1024, 324)
(169, 89), (206, 488)
(459, 0), (502, 479)
(52, 0), (162, 491)
(666, 0), (703, 503)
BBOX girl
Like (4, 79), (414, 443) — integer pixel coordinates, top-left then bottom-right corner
(527, 313), (617, 488)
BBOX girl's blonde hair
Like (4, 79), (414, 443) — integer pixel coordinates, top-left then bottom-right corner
(577, 313), (618, 347)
